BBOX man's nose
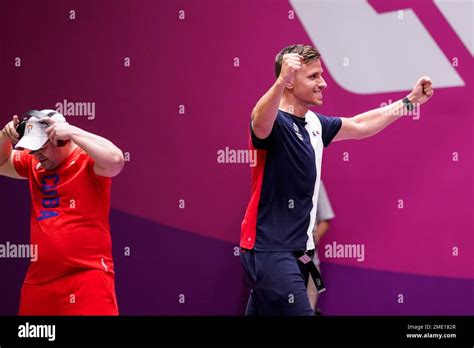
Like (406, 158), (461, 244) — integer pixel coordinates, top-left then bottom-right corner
(318, 77), (327, 90)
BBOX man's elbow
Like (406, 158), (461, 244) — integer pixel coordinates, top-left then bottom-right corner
(253, 125), (270, 139)
(113, 152), (125, 174)
(252, 118), (272, 140)
(107, 152), (125, 177)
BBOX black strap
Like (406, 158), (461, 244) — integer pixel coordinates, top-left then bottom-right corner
(294, 250), (326, 294)
(24, 109), (48, 120)
(402, 97), (415, 111)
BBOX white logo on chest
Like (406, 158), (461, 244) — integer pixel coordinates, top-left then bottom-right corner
(292, 122), (304, 141)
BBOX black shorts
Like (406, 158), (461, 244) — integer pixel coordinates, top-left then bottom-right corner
(240, 249), (314, 316)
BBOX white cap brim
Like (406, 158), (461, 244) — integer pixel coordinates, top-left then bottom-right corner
(15, 135), (49, 151)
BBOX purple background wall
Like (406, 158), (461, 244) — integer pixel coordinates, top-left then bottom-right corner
(0, 0), (472, 315)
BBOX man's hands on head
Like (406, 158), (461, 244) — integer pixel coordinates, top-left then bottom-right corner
(407, 76), (434, 105)
(2, 115), (78, 147)
(279, 53), (303, 85)
(2, 115), (20, 144)
(42, 118), (76, 146)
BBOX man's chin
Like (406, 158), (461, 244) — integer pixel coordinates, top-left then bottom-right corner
(310, 99), (323, 106)
(40, 160), (52, 170)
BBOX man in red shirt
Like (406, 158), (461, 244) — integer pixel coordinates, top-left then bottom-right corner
(0, 109), (124, 315)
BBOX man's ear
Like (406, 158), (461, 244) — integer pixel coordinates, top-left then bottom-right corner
(286, 81), (294, 90)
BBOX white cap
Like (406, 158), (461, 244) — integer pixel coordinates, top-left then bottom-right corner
(15, 109), (66, 151)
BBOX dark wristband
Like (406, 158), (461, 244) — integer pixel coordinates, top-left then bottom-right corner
(403, 97), (415, 111)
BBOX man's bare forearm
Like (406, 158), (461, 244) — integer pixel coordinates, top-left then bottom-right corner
(313, 220), (330, 245)
(251, 78), (287, 138)
(252, 53), (304, 138)
(70, 126), (124, 172)
(351, 95), (416, 139)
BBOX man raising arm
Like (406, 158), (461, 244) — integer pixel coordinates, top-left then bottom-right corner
(240, 44), (434, 316)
